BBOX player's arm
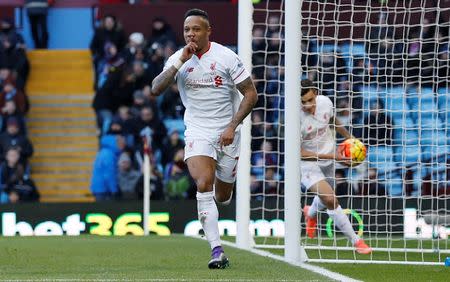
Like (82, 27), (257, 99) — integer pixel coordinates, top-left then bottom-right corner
(219, 77), (258, 146)
(332, 116), (353, 139)
(230, 77), (258, 129)
(301, 148), (336, 161)
(151, 42), (198, 96)
(150, 67), (177, 96)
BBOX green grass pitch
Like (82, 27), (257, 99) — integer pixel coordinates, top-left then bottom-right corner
(1, 235), (448, 281)
(0, 235), (326, 281)
(244, 236), (449, 282)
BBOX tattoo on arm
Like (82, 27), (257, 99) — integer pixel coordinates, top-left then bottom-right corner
(229, 77), (258, 129)
(151, 67), (177, 96)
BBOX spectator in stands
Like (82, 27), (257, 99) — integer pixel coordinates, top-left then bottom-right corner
(0, 147), (39, 203)
(249, 168), (282, 197)
(359, 167), (386, 196)
(129, 89), (147, 118)
(266, 14), (282, 38)
(0, 100), (26, 134)
(367, 12), (394, 57)
(117, 151), (141, 199)
(436, 34), (449, 89)
(363, 100), (393, 146)
(161, 129), (185, 167)
(25, 0), (50, 49)
(159, 84), (184, 119)
(0, 19), (25, 50)
(250, 110), (264, 152)
(0, 82), (28, 114)
(135, 151), (164, 200)
(406, 28), (422, 85)
(420, 18), (437, 87)
(146, 42), (166, 84)
(112, 105), (135, 145)
(118, 60), (151, 107)
(262, 168), (280, 195)
(251, 140), (278, 178)
(316, 51), (348, 97)
(131, 105), (167, 153)
(90, 14), (127, 89)
(0, 117), (33, 165)
(300, 37), (317, 80)
(336, 99), (352, 127)
(90, 134), (126, 200)
(366, 12), (403, 86)
(147, 17), (177, 48)
(0, 36), (30, 90)
(252, 27), (265, 79)
(163, 148), (193, 200)
(92, 42), (125, 135)
(123, 32), (148, 64)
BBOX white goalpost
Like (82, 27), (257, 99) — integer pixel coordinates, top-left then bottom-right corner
(236, 0), (450, 265)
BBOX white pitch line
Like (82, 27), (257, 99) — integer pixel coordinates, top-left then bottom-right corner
(193, 236), (361, 282)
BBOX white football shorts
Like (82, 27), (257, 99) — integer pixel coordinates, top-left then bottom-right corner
(300, 162), (335, 191)
(184, 132), (241, 183)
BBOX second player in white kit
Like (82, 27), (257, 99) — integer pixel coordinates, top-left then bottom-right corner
(300, 79), (372, 254)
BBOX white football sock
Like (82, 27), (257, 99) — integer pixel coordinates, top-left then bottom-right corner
(327, 205), (359, 245)
(308, 195), (326, 217)
(197, 191), (221, 250)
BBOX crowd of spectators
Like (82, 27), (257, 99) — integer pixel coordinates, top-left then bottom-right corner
(0, 18), (39, 203)
(88, 10), (450, 200)
(250, 12), (450, 198)
(89, 15), (194, 201)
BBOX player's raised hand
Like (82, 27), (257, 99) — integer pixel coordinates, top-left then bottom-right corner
(335, 151), (352, 166)
(219, 127), (235, 149)
(180, 42), (199, 62)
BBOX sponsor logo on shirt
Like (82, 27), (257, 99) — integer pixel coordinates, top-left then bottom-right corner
(214, 76), (223, 87)
(303, 126), (328, 140)
(185, 77), (215, 89)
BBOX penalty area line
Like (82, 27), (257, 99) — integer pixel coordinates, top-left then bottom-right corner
(190, 236), (362, 282)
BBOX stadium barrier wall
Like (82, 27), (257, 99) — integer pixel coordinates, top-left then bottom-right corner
(0, 199), (448, 238)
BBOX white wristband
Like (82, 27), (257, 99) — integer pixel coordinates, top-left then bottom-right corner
(173, 59), (184, 70)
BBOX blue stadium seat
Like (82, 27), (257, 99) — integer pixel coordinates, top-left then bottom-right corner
(362, 86), (385, 114)
(420, 145), (448, 163)
(420, 128), (446, 146)
(384, 96), (410, 120)
(382, 175), (404, 196)
(393, 145), (421, 164)
(313, 43), (337, 54)
(393, 126), (419, 146)
(407, 88), (436, 119)
(339, 42), (366, 70)
(367, 146), (397, 174)
(392, 115), (417, 144)
(437, 88), (450, 108)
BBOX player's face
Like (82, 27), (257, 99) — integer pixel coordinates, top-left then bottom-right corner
(183, 16), (211, 51)
(301, 89), (317, 114)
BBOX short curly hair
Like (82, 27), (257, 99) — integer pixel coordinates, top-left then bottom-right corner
(184, 9), (209, 21)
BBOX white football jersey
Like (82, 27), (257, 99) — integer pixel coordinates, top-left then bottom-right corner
(300, 95), (335, 166)
(164, 42), (250, 140)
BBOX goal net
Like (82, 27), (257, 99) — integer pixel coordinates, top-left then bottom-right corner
(245, 0), (450, 265)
